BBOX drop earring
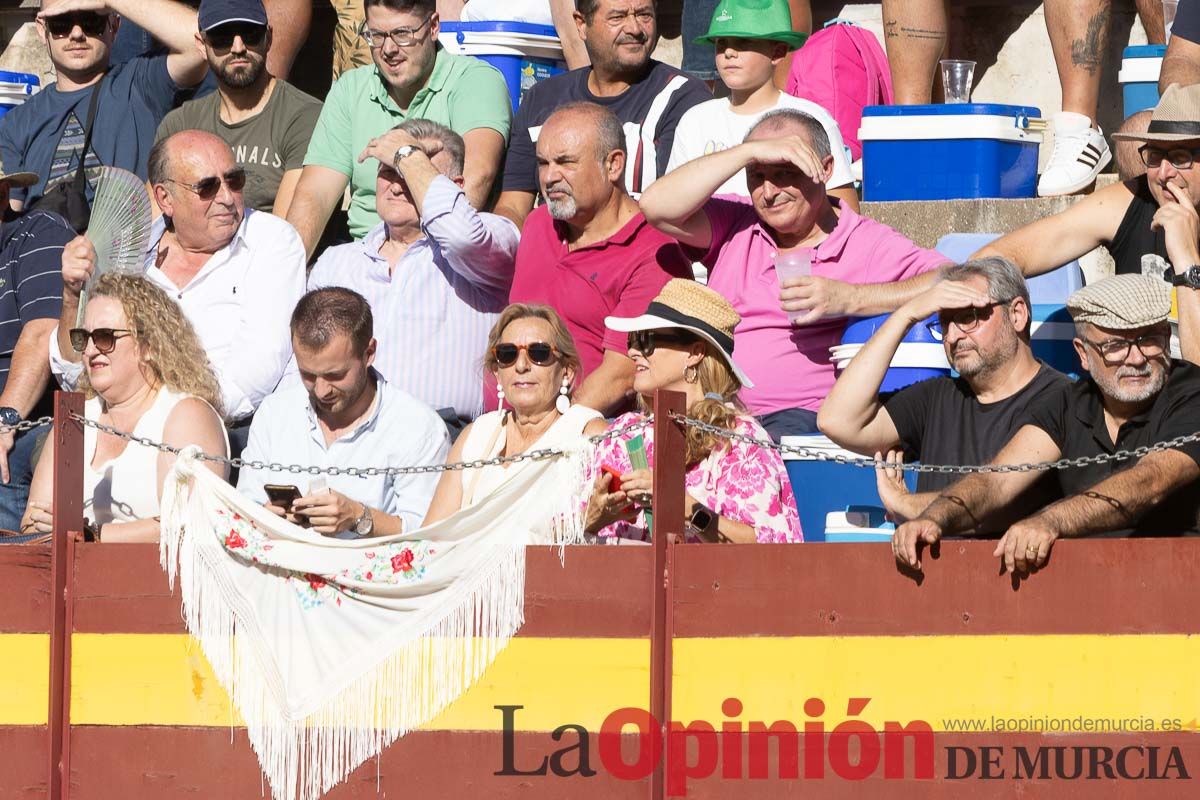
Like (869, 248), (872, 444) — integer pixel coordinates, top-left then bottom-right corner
(555, 376), (571, 414)
(497, 384), (505, 408)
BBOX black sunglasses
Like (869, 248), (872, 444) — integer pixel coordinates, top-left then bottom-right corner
(205, 22), (268, 50)
(493, 342), (558, 367)
(45, 12), (110, 39)
(69, 327), (135, 354)
(627, 330), (693, 356)
(165, 168), (247, 200)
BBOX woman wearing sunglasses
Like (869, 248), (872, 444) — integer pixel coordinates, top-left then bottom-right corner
(587, 280), (802, 543)
(20, 274), (229, 542)
(422, 304), (608, 525)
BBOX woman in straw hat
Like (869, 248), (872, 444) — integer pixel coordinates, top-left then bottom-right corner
(586, 280), (802, 543)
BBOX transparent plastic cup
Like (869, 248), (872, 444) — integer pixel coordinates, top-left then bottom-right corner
(1164, 0), (1179, 43)
(940, 59), (976, 104)
(775, 250), (812, 322)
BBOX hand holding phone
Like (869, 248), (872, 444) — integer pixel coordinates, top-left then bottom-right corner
(264, 484), (302, 512)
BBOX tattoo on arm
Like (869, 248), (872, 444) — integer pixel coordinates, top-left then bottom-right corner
(884, 20), (946, 41)
(1070, 9), (1110, 74)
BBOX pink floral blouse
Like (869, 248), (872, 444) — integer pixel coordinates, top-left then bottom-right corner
(592, 412), (803, 543)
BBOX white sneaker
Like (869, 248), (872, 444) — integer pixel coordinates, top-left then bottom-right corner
(1037, 111), (1112, 196)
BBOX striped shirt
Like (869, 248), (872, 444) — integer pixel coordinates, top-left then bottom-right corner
(0, 210), (70, 403)
(308, 176), (517, 420)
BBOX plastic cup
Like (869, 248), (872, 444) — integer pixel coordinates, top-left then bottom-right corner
(775, 250), (812, 322)
(940, 59), (976, 104)
(1164, 0), (1179, 43)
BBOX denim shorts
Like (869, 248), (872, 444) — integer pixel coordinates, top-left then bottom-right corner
(680, 0), (720, 80)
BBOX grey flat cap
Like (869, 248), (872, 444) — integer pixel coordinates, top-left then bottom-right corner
(1067, 273), (1172, 330)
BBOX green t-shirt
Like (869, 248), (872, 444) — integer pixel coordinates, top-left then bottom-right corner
(156, 79), (323, 213)
(303, 47), (512, 238)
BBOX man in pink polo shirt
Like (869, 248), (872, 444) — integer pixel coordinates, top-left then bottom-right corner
(511, 102), (693, 416)
(642, 109), (949, 440)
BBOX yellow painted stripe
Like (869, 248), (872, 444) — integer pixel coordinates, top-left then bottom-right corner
(674, 636), (1200, 732)
(0, 634), (49, 725)
(70, 634), (649, 729)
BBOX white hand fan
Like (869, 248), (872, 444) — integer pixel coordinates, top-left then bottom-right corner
(77, 166), (153, 325)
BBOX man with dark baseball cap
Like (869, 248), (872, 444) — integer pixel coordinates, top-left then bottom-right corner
(893, 273), (1200, 575)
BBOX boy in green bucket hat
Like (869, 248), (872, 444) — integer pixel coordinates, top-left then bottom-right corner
(667, 0), (858, 208)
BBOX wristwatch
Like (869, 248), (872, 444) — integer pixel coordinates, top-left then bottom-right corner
(1172, 265), (1200, 289)
(354, 503), (375, 538)
(392, 144), (420, 171)
(0, 407), (22, 429)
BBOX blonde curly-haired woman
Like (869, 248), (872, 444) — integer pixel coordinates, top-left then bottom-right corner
(21, 274), (229, 542)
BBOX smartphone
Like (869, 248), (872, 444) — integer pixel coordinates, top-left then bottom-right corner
(600, 464), (623, 493)
(264, 484), (302, 510)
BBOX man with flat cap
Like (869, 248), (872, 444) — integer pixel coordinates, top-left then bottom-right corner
(893, 274), (1200, 575)
(972, 83), (1200, 361)
(0, 161), (73, 534)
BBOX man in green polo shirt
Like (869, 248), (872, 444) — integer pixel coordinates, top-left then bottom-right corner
(286, 0), (511, 256)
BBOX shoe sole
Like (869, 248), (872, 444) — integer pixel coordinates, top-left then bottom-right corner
(1037, 149), (1114, 197)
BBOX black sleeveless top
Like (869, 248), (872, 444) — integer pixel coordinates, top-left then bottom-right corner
(1108, 176), (1171, 279)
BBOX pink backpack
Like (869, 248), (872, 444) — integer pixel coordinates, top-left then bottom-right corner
(786, 19), (893, 161)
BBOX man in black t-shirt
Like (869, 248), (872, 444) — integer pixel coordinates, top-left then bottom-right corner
(894, 274), (1200, 576)
(819, 257), (1068, 529)
(492, 0), (711, 229)
(971, 84), (1200, 363)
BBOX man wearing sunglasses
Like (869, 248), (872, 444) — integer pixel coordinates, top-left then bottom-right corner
(49, 130), (306, 449)
(895, 274), (1200, 576)
(155, 0), (322, 217)
(0, 0), (207, 213)
(819, 257), (1069, 529)
(286, 0), (512, 258)
(974, 83), (1200, 364)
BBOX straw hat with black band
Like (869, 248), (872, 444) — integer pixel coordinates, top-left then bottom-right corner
(1113, 83), (1200, 144)
(605, 279), (754, 388)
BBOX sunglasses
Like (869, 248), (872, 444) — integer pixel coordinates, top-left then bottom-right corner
(926, 302), (1008, 340)
(1081, 332), (1169, 365)
(627, 330), (693, 356)
(69, 327), (135, 354)
(165, 168), (246, 200)
(205, 22), (268, 50)
(1138, 145), (1200, 170)
(493, 342), (558, 367)
(45, 12), (110, 39)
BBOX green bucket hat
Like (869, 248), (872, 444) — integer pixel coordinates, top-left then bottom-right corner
(694, 0), (810, 49)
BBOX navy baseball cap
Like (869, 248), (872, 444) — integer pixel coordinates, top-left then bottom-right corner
(198, 0), (268, 32)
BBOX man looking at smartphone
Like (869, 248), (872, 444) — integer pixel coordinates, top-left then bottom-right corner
(237, 287), (449, 538)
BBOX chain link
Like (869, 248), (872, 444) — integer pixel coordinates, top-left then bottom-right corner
(70, 413), (646, 476)
(0, 415), (53, 435)
(669, 412), (1200, 474)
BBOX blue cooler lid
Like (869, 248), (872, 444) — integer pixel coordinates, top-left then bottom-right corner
(863, 103), (1041, 118)
(0, 71), (39, 87)
(1123, 44), (1167, 58)
(842, 313), (941, 345)
(439, 21), (557, 37)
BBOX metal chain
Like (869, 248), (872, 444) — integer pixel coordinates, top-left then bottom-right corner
(0, 415), (53, 435)
(69, 413), (646, 476)
(669, 412), (1200, 474)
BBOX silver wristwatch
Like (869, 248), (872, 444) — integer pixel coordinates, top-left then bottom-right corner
(354, 503), (374, 537)
(393, 144), (419, 171)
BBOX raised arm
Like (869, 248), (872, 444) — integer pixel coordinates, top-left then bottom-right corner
(105, 0), (207, 86)
(284, 166), (350, 260)
(461, 128), (505, 210)
(892, 424), (1062, 570)
(972, 181), (1134, 277)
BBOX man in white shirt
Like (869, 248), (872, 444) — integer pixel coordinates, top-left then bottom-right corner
(238, 287), (449, 538)
(52, 130), (307, 449)
(311, 119), (517, 437)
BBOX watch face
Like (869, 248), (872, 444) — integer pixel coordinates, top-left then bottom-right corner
(1188, 266), (1200, 287)
(0, 408), (20, 425)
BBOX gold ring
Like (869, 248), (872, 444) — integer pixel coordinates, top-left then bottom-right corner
(1026, 545), (1037, 555)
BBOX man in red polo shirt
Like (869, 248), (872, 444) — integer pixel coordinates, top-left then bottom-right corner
(510, 102), (693, 415)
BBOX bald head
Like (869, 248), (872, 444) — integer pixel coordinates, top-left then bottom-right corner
(543, 102), (625, 165)
(148, 130), (236, 187)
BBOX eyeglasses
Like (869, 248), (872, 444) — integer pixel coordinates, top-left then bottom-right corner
(926, 302), (1005, 341)
(359, 16), (432, 48)
(164, 168), (247, 200)
(204, 22), (268, 50)
(1081, 332), (1169, 364)
(1139, 146), (1200, 170)
(69, 328), (135, 354)
(45, 12), (110, 39)
(627, 330), (693, 356)
(493, 342), (559, 367)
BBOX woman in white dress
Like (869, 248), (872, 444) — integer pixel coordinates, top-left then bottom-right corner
(21, 274), (229, 542)
(422, 304), (607, 524)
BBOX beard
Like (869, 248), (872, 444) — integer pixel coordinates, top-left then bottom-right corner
(544, 182), (577, 220)
(1090, 358), (1168, 404)
(217, 55), (265, 88)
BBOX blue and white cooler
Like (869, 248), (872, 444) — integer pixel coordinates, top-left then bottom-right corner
(834, 313), (951, 392)
(438, 22), (565, 112)
(858, 104), (1043, 201)
(1118, 45), (1165, 118)
(0, 71), (39, 119)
